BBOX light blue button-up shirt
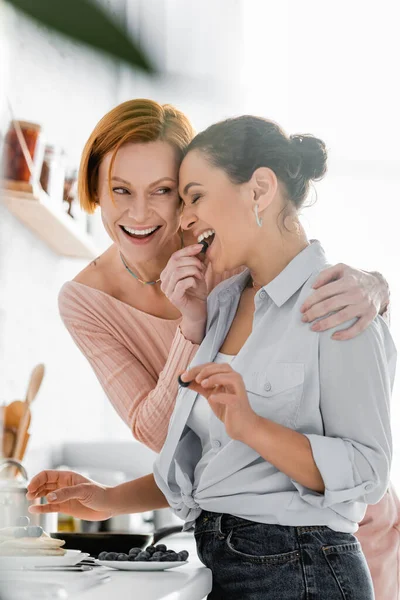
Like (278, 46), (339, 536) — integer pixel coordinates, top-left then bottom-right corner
(153, 241), (396, 533)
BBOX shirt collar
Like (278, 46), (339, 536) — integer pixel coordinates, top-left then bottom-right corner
(221, 240), (328, 307)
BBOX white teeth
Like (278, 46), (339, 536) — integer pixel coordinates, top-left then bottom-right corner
(197, 229), (215, 243)
(122, 226), (158, 236)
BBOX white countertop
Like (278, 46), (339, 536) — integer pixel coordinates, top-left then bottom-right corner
(0, 534), (212, 600)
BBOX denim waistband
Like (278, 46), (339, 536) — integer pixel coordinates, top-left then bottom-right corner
(194, 510), (337, 538)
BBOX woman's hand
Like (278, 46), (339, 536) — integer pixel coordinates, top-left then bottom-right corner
(180, 363), (259, 442)
(160, 245), (208, 344)
(301, 264), (390, 340)
(26, 470), (113, 521)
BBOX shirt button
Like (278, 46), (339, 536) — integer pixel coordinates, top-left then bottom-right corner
(365, 483), (373, 491)
(259, 290), (267, 300)
(264, 381), (272, 392)
(211, 440), (222, 450)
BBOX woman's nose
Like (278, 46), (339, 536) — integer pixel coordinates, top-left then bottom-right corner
(127, 196), (149, 222)
(180, 206), (197, 231)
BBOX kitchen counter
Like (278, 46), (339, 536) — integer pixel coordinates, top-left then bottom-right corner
(0, 566), (212, 600)
(74, 564), (211, 600)
(75, 533), (211, 600)
(0, 534), (212, 600)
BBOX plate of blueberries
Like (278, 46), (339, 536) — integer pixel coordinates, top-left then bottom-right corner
(97, 544), (189, 571)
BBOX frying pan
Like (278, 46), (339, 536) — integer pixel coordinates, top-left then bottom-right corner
(51, 525), (184, 558)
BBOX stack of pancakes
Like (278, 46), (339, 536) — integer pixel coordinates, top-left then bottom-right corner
(0, 527), (66, 556)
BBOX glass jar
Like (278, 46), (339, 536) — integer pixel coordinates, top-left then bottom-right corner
(2, 120), (43, 185)
(40, 145), (66, 203)
(63, 168), (78, 215)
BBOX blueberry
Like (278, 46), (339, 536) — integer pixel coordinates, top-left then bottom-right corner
(155, 544), (167, 552)
(145, 546), (156, 555)
(128, 554), (138, 561)
(16, 516), (30, 527)
(159, 555), (173, 562)
(98, 552), (108, 560)
(117, 553), (129, 561)
(14, 527), (28, 538)
(151, 551), (163, 560)
(165, 553), (177, 561)
(177, 550), (189, 561)
(129, 547), (142, 556)
(134, 551), (150, 561)
(27, 526), (43, 538)
(105, 552), (119, 561)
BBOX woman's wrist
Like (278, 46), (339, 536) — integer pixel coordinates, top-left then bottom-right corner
(106, 475), (169, 516)
(179, 318), (206, 345)
(234, 412), (264, 445)
(371, 271), (390, 315)
(105, 485), (122, 517)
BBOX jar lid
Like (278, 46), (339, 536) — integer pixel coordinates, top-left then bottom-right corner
(11, 120), (41, 132)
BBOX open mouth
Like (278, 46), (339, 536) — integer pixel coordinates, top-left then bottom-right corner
(197, 229), (215, 252)
(120, 225), (161, 240)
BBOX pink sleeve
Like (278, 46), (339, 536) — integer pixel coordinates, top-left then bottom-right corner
(60, 296), (198, 453)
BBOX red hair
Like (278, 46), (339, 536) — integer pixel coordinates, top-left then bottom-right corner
(78, 99), (195, 214)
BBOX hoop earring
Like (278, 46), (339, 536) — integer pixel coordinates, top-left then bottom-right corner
(254, 204), (263, 227)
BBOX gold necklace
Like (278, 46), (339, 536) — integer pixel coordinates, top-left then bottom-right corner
(120, 252), (161, 285)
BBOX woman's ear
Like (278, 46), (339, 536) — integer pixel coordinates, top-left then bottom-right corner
(251, 167), (278, 212)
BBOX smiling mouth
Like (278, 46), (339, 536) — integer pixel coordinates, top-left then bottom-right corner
(197, 229), (215, 251)
(120, 225), (161, 239)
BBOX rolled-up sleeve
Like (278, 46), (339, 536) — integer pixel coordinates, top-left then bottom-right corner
(293, 316), (396, 508)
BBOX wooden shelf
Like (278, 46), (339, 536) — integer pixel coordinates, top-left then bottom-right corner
(1, 184), (99, 259)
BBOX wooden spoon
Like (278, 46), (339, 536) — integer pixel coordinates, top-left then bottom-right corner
(3, 427), (16, 458)
(25, 364), (45, 406)
(12, 363), (45, 463)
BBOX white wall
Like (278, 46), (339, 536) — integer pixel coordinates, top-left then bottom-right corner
(0, 1), (129, 452)
(241, 0), (400, 486)
(0, 0), (247, 454)
(118, 0), (246, 130)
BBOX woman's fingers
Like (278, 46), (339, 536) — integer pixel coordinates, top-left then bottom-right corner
(181, 363), (232, 384)
(29, 502), (64, 514)
(301, 280), (345, 316)
(194, 363), (232, 383)
(172, 278), (198, 302)
(172, 244), (204, 258)
(303, 292), (351, 323)
(167, 265), (205, 287)
(331, 315), (371, 341)
(310, 264), (345, 291)
(45, 483), (94, 505)
(201, 373), (242, 395)
(161, 260), (206, 300)
(26, 482), (60, 501)
(27, 470), (62, 496)
(163, 256), (206, 275)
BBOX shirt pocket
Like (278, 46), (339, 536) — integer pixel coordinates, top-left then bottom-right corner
(243, 363), (304, 428)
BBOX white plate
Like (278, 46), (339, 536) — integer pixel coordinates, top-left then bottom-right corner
(0, 549), (88, 570)
(97, 559), (188, 571)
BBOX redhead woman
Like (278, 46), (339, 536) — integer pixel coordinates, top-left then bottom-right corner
(57, 100), (399, 598)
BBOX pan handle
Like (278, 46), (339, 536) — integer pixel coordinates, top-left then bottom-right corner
(151, 525), (184, 545)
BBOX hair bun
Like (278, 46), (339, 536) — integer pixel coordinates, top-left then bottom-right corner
(290, 134), (327, 180)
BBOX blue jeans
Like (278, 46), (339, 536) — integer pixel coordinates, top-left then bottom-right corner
(194, 511), (374, 600)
